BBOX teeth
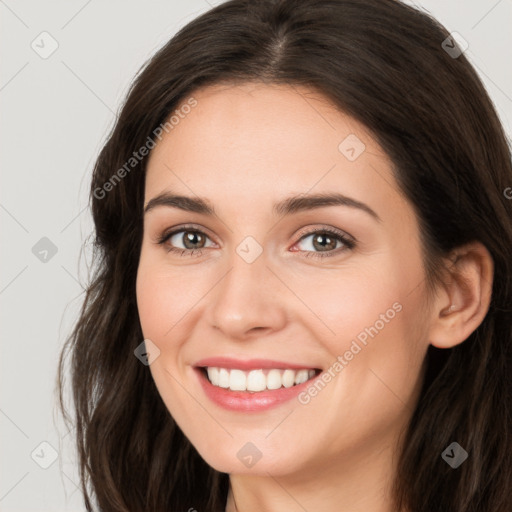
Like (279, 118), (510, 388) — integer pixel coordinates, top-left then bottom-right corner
(247, 369), (267, 392)
(204, 367), (318, 392)
(294, 369), (309, 385)
(218, 368), (230, 388)
(229, 369), (246, 391)
(267, 369), (282, 390)
(207, 367), (219, 385)
(282, 369), (295, 388)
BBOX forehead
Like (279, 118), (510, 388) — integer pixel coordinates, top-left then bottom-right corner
(157, 81), (374, 157)
(144, 82), (408, 223)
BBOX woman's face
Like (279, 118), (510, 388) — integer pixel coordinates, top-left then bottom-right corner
(136, 82), (433, 477)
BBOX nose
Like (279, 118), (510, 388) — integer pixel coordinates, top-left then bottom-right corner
(207, 247), (288, 341)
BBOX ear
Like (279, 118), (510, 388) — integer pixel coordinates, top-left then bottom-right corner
(427, 241), (494, 349)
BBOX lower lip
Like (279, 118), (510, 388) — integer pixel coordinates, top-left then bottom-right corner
(195, 368), (318, 412)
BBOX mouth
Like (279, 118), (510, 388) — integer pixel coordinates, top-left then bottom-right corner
(193, 357), (322, 412)
(200, 366), (321, 392)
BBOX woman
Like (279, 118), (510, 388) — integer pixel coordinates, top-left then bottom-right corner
(57, 0), (512, 511)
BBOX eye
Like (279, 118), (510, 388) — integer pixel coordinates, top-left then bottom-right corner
(156, 225), (356, 259)
(292, 227), (356, 259)
(156, 225), (215, 257)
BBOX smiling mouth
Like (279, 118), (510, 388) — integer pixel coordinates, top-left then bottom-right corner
(199, 366), (322, 393)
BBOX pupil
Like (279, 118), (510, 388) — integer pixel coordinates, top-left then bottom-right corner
(184, 231), (203, 249)
(313, 233), (335, 251)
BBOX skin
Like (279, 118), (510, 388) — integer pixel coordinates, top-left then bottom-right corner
(136, 82), (493, 512)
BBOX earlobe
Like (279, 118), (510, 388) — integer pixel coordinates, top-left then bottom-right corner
(427, 241), (494, 350)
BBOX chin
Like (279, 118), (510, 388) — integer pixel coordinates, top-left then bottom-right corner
(191, 436), (312, 476)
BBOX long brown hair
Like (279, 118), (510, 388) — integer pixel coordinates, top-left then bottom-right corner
(57, 0), (512, 510)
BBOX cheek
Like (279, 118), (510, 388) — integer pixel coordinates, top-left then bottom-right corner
(136, 255), (207, 341)
(286, 251), (428, 391)
(305, 241), (426, 353)
(285, 263), (403, 344)
(135, 258), (202, 428)
(136, 267), (166, 341)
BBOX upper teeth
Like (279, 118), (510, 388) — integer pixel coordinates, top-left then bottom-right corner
(205, 367), (317, 392)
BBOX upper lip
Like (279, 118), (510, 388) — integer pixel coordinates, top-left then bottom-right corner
(194, 357), (321, 371)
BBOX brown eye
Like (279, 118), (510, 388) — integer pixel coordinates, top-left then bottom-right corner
(157, 227), (215, 255)
(294, 228), (356, 259)
(311, 233), (338, 252)
(178, 230), (207, 249)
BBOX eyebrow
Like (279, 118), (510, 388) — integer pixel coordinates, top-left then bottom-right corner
(143, 191), (381, 222)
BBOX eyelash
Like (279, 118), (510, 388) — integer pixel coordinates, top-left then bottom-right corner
(156, 224), (356, 259)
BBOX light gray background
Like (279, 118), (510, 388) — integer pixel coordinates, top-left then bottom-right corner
(1, 1), (511, 510)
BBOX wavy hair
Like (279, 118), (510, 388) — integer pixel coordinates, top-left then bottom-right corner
(57, 0), (512, 510)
